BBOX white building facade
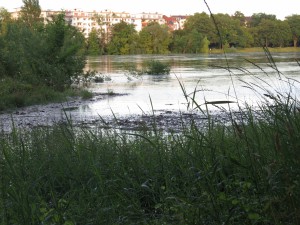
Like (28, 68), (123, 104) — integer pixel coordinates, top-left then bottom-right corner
(10, 8), (186, 38)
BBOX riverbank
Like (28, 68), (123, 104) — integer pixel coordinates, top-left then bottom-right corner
(0, 90), (237, 133)
(1, 50), (300, 223)
(2, 51), (300, 132)
(1, 94), (299, 224)
(0, 77), (94, 112)
(210, 46), (300, 54)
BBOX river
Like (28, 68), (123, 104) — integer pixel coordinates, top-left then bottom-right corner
(84, 52), (300, 115)
(1, 52), (300, 132)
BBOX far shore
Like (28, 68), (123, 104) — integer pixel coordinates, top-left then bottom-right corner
(209, 46), (300, 54)
(86, 47), (300, 56)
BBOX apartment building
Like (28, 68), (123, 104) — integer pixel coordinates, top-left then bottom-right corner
(40, 10), (61, 23)
(11, 8), (60, 23)
(134, 12), (165, 28)
(9, 8), (186, 38)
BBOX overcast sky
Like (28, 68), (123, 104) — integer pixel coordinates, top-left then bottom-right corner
(1, 0), (300, 20)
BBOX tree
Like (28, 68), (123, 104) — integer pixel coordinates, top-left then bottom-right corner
(232, 11), (246, 26)
(184, 12), (217, 47)
(275, 20), (292, 47)
(170, 29), (188, 53)
(171, 29), (207, 53)
(286, 14), (300, 47)
(92, 13), (109, 44)
(0, 10), (86, 110)
(0, 7), (12, 35)
(1, 12), (85, 90)
(250, 13), (276, 27)
(255, 19), (291, 47)
(107, 21), (138, 55)
(138, 22), (171, 54)
(87, 28), (103, 55)
(43, 13), (86, 90)
(212, 13), (253, 48)
(20, 0), (42, 28)
(237, 27), (254, 47)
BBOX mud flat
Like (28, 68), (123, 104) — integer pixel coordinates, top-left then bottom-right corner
(0, 93), (243, 133)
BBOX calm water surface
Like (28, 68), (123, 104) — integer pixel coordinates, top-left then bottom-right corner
(81, 52), (300, 117)
(1, 52), (300, 132)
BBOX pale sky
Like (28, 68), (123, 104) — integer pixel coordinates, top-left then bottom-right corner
(1, 0), (300, 20)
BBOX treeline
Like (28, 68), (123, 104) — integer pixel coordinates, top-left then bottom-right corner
(0, 1), (86, 110)
(87, 12), (300, 55)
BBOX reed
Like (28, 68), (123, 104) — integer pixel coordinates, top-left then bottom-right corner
(1, 3), (300, 223)
(1, 69), (300, 224)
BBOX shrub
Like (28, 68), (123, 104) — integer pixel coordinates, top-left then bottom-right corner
(80, 89), (93, 99)
(0, 13), (85, 90)
(144, 60), (170, 75)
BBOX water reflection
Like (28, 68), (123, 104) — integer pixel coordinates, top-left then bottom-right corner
(83, 53), (300, 116)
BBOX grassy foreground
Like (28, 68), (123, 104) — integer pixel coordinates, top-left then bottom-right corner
(1, 93), (300, 224)
(0, 77), (93, 112)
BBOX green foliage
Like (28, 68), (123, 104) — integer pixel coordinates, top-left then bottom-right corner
(107, 21), (138, 55)
(171, 29), (205, 53)
(87, 28), (104, 55)
(20, 0), (42, 28)
(182, 12), (254, 49)
(138, 22), (171, 54)
(43, 13), (86, 91)
(254, 19), (292, 47)
(0, 77), (67, 110)
(213, 13), (254, 48)
(80, 89), (93, 99)
(200, 36), (210, 53)
(237, 26), (254, 47)
(0, 4), (86, 110)
(184, 12), (217, 45)
(144, 60), (170, 75)
(286, 14), (300, 47)
(3, 13), (85, 89)
(0, 7), (11, 35)
(0, 90), (300, 224)
(250, 13), (277, 27)
(232, 11), (246, 26)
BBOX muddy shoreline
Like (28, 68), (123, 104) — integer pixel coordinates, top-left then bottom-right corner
(0, 93), (242, 133)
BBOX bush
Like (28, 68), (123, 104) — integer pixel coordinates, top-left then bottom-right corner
(0, 77), (70, 110)
(144, 60), (170, 75)
(80, 89), (93, 99)
(0, 14), (85, 89)
(0, 13), (86, 111)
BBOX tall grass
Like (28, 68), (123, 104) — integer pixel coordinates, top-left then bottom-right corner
(1, 4), (300, 224)
(1, 73), (300, 224)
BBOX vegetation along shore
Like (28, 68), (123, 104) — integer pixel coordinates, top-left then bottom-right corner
(1, 0), (300, 224)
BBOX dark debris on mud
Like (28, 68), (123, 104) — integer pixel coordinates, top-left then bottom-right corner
(0, 94), (246, 133)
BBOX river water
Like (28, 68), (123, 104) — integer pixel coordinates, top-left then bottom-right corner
(83, 52), (300, 116)
(1, 52), (300, 132)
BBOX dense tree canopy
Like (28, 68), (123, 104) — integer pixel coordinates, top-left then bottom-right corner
(138, 22), (171, 54)
(107, 21), (138, 55)
(184, 12), (217, 46)
(20, 0), (42, 27)
(0, 8), (12, 35)
(2, 4), (300, 59)
(253, 19), (291, 47)
(250, 13), (277, 27)
(0, 7), (85, 91)
(87, 28), (103, 55)
(286, 15), (300, 47)
(81, 11), (300, 54)
(232, 11), (246, 26)
(171, 29), (210, 53)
